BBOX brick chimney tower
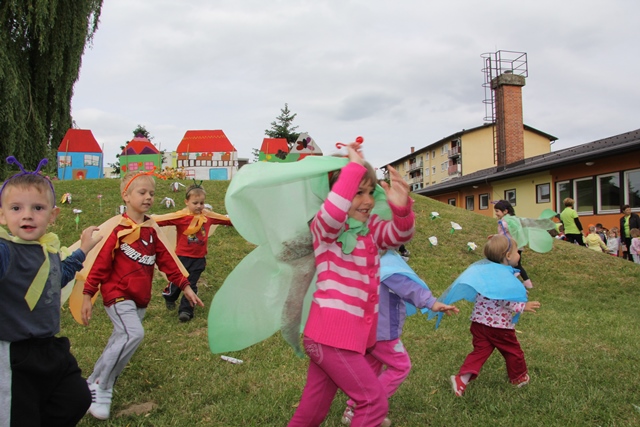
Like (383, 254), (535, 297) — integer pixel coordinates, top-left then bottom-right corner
(491, 72), (525, 169)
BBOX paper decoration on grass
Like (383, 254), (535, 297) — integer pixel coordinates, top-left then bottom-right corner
(171, 182), (185, 192)
(220, 355), (243, 364)
(207, 155), (392, 357)
(429, 236), (438, 246)
(430, 212), (440, 220)
(450, 221), (462, 234)
(60, 193), (72, 204)
(161, 197), (175, 208)
(427, 259), (528, 329)
(73, 209), (82, 230)
(467, 242), (477, 251)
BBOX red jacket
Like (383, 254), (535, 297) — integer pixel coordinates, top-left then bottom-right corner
(83, 215), (190, 308)
(155, 214), (230, 258)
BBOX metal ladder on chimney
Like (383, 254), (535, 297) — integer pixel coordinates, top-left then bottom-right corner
(481, 50), (528, 166)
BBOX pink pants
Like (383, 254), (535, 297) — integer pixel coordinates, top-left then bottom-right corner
(288, 337), (388, 427)
(458, 322), (528, 383)
(347, 338), (411, 408)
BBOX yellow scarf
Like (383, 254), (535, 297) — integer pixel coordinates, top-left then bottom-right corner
(116, 216), (156, 247)
(153, 208), (230, 236)
(0, 228), (62, 310)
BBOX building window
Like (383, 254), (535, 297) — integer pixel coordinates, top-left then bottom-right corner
(536, 183), (551, 204)
(504, 189), (516, 206)
(466, 195), (474, 211)
(556, 180), (571, 210)
(432, 150), (436, 158)
(83, 154), (100, 166)
(432, 166), (436, 174)
(58, 155), (72, 167)
(424, 168), (429, 176)
(144, 161), (155, 171)
(574, 177), (594, 214)
(448, 198), (456, 206)
(425, 152), (429, 160)
(597, 173), (620, 213)
(479, 193), (489, 210)
(441, 146), (448, 156)
(624, 169), (640, 210)
(441, 162), (447, 171)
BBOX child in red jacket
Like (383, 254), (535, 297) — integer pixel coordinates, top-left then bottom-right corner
(154, 182), (231, 322)
(81, 171), (203, 420)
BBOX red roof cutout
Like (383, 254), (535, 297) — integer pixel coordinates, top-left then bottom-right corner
(176, 130), (236, 153)
(260, 138), (289, 154)
(122, 136), (159, 155)
(57, 129), (102, 153)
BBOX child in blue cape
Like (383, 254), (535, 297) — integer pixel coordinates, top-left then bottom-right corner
(447, 235), (541, 397)
(341, 250), (458, 425)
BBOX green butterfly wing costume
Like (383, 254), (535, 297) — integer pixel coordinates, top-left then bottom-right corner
(208, 156), (391, 357)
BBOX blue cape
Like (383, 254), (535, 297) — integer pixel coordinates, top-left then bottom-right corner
(380, 250), (431, 316)
(427, 259), (528, 328)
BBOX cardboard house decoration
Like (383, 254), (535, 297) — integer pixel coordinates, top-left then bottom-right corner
(57, 129), (104, 180)
(259, 133), (323, 163)
(120, 135), (162, 176)
(175, 130), (238, 180)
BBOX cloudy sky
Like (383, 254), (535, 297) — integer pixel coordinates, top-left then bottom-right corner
(71, 0), (640, 169)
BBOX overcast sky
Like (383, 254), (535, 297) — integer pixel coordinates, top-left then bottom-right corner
(71, 0), (640, 170)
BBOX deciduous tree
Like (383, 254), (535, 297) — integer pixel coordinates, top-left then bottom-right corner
(0, 0), (103, 178)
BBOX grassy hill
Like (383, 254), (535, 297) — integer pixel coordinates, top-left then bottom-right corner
(47, 178), (640, 426)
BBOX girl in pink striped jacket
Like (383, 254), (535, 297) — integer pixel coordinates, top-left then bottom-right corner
(288, 144), (415, 427)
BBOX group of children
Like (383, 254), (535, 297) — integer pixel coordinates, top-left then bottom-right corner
(0, 151), (542, 427)
(0, 156), (227, 425)
(559, 198), (640, 261)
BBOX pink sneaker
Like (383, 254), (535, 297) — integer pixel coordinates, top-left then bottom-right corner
(450, 375), (466, 396)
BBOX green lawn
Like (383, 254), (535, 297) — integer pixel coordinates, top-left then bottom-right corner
(47, 178), (640, 426)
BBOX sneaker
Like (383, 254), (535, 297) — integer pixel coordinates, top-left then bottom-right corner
(88, 383), (113, 420)
(513, 373), (530, 388)
(450, 375), (466, 397)
(178, 312), (192, 323)
(165, 300), (176, 310)
(341, 405), (354, 425)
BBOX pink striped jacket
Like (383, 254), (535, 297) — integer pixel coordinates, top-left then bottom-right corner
(304, 162), (415, 354)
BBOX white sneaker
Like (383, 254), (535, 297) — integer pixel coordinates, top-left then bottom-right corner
(88, 382), (113, 420)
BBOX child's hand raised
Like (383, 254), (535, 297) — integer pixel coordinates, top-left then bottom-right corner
(431, 301), (460, 316)
(79, 226), (103, 255)
(524, 301), (541, 313)
(379, 166), (410, 207)
(346, 143), (365, 165)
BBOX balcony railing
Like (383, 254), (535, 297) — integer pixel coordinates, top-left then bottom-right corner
(408, 161), (423, 172)
(448, 145), (460, 157)
(448, 164), (461, 176)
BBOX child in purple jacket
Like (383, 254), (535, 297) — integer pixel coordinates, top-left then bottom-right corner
(341, 250), (458, 425)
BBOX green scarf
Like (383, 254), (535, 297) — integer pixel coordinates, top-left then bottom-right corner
(337, 218), (370, 254)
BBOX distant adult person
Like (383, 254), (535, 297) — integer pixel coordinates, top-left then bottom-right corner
(619, 204), (640, 261)
(559, 198), (585, 246)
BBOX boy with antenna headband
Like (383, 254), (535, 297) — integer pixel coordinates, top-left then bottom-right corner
(0, 156), (102, 426)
